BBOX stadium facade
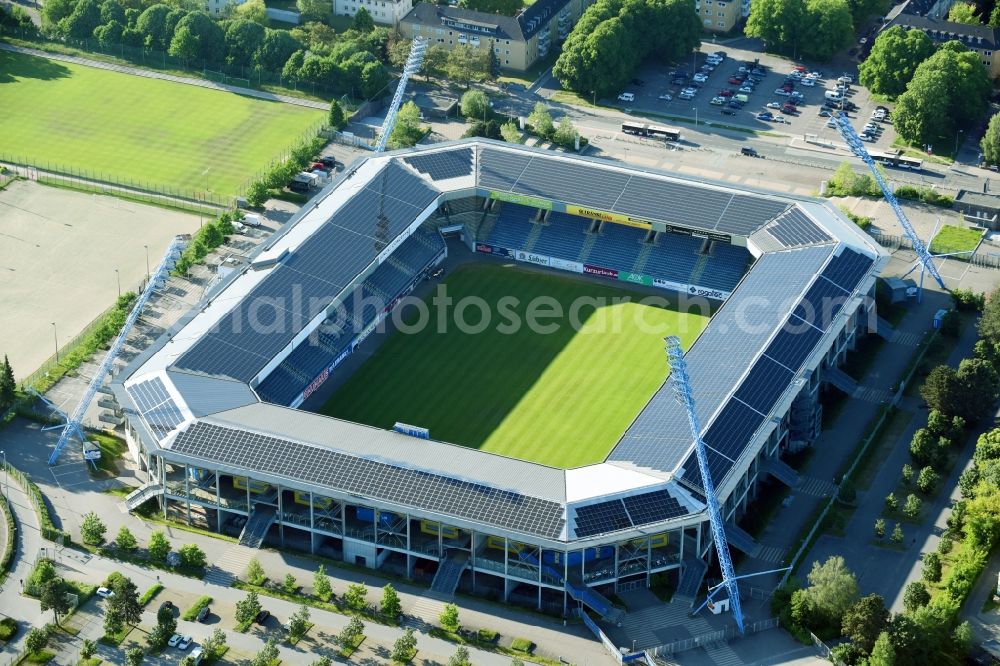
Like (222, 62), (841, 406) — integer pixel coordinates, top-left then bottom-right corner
(113, 139), (886, 618)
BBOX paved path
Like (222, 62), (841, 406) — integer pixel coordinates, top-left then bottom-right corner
(0, 42), (328, 110)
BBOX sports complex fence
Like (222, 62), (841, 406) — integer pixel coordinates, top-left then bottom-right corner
(0, 24), (359, 100)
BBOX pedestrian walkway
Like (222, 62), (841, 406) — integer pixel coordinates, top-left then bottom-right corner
(0, 43), (327, 110)
(796, 476), (837, 498)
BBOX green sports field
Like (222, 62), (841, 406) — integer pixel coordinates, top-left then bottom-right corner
(0, 51), (323, 195)
(319, 264), (709, 468)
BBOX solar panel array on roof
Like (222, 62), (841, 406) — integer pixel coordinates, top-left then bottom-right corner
(175, 165), (439, 381)
(715, 195), (790, 236)
(822, 248), (874, 291)
(764, 208), (833, 248)
(404, 148), (473, 181)
(792, 276), (849, 330)
(622, 489), (687, 527)
(127, 377), (185, 439)
(703, 399), (765, 461)
(574, 499), (631, 537)
(478, 148), (532, 191)
(572, 488), (689, 538)
(733, 356), (795, 414)
(171, 422), (566, 539)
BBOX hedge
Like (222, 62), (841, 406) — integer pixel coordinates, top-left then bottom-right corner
(0, 493), (14, 582)
(4, 464), (67, 542)
(895, 185), (954, 208)
(182, 595), (212, 621)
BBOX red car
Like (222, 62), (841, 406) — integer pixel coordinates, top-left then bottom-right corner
(728, 77), (743, 85)
(718, 89), (734, 97)
(782, 103), (798, 113)
(310, 162), (326, 171)
(782, 83), (793, 92)
(792, 64), (807, 72)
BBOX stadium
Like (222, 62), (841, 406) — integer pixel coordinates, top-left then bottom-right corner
(112, 139), (887, 620)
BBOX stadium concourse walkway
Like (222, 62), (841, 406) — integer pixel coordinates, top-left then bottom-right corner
(0, 43), (328, 110)
(736, 288), (956, 592)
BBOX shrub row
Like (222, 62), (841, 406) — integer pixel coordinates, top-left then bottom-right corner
(172, 213), (238, 276)
(895, 184), (954, 207)
(0, 494), (14, 581)
(245, 136), (327, 208)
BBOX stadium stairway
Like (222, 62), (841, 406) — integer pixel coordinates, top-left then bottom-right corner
(724, 523), (760, 557)
(825, 366), (860, 396)
(760, 457), (801, 488)
(674, 557), (709, 606)
(429, 550), (469, 600)
(123, 483), (163, 512)
(875, 316), (897, 341)
(239, 504), (277, 549)
(688, 253), (711, 287)
(522, 221), (546, 253)
(632, 242), (654, 275)
(565, 578), (625, 626)
(577, 234), (599, 264)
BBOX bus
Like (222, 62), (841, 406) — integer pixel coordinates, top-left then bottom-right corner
(621, 121), (682, 141)
(869, 150), (923, 171)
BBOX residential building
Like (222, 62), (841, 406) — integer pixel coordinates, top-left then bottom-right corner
(694, 0), (741, 33)
(398, 0), (591, 71)
(334, 0), (414, 27)
(881, 0), (1000, 76)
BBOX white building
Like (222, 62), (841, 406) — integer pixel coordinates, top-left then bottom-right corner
(334, 0), (414, 27)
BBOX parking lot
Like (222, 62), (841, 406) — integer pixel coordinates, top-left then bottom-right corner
(610, 44), (901, 152)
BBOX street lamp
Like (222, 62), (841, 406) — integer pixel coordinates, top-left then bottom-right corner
(114, 268), (121, 299)
(693, 107), (699, 127)
(51, 322), (58, 363)
(143, 245), (150, 282)
(955, 129), (964, 157)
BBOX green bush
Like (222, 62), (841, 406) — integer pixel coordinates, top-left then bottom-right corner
(182, 595), (212, 621)
(952, 288), (986, 312)
(510, 638), (533, 653)
(838, 206), (873, 230)
(895, 185), (955, 208)
(477, 629), (498, 643)
(0, 617), (17, 641)
(0, 494), (14, 579)
(138, 583), (163, 607)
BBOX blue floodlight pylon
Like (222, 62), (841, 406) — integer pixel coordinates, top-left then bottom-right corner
(665, 335), (744, 633)
(374, 37), (428, 154)
(833, 113), (946, 296)
(47, 237), (185, 465)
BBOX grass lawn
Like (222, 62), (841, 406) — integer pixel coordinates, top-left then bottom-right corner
(320, 264), (707, 468)
(0, 50), (323, 196)
(929, 224), (983, 256)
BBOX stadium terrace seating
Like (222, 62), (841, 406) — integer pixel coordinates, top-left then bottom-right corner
(531, 212), (589, 258)
(643, 232), (701, 285)
(256, 228), (445, 406)
(585, 222), (645, 269)
(484, 203), (537, 248)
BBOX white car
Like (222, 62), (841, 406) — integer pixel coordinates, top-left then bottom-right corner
(96, 587), (114, 599)
(837, 75), (853, 84)
(658, 92), (672, 101)
(710, 96), (726, 105)
(800, 78), (815, 86)
(774, 88), (791, 96)
(168, 634), (183, 648)
(681, 87), (697, 95)
(788, 70), (803, 79)
(766, 102), (781, 109)
(738, 86), (753, 94)
(617, 92), (635, 102)
(231, 221), (247, 234)
(827, 119), (837, 128)
(679, 91), (695, 100)
(872, 110), (886, 120)
(772, 116), (787, 123)
(693, 73), (709, 83)
(177, 636), (193, 650)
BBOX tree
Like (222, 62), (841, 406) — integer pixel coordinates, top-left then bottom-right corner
(225, 19), (266, 69)
(885, 492), (898, 512)
(28, 559), (58, 593)
(81, 511), (106, 546)
(234, 0), (267, 24)
(104, 606), (125, 637)
(80, 639), (96, 660)
(874, 517), (886, 538)
(172, 11), (225, 64)
(157, 604), (177, 635)
(40, 579), (72, 624)
(460, 89), (491, 121)
(124, 646), (144, 666)
(148, 622), (174, 651)
(439, 602), (460, 632)
(59, 0), (102, 39)
(202, 628), (227, 659)
(910, 427), (943, 467)
(859, 26), (934, 97)
(904, 494), (922, 518)
(388, 102), (425, 149)
(500, 121), (523, 144)
(235, 590), (262, 626)
(801, 0), (854, 60)
(178, 543), (206, 569)
(445, 45), (493, 87)
(296, 0), (328, 22)
(903, 581), (930, 612)
(336, 616), (364, 647)
(890, 522), (904, 543)
(109, 575), (142, 627)
(947, 2), (979, 23)
(380, 584), (401, 621)
(528, 102), (554, 139)
(917, 466), (940, 494)
(842, 594), (888, 654)
(391, 627), (417, 662)
(168, 24), (200, 65)
(869, 630), (895, 666)
(352, 6), (375, 32)
(923, 552), (942, 582)
(956, 357), (1000, 420)
(114, 526), (138, 552)
(257, 29), (302, 72)
(41, 0), (76, 28)
(25, 627), (47, 655)
(828, 161), (877, 196)
(328, 100), (346, 131)
(250, 639), (279, 666)
(309, 658), (333, 666)
(0, 355), (15, 408)
(288, 604), (310, 642)
(449, 645), (472, 666)
(460, 0), (521, 15)
(553, 117), (579, 148)
(745, 0), (808, 57)
(311, 565), (332, 601)
(802, 556), (858, 629)
(282, 573), (297, 594)
(94, 20), (125, 48)
(148, 530), (170, 562)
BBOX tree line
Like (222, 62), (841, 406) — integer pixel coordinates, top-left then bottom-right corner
(745, 0), (866, 61)
(553, 0), (701, 97)
(35, 0), (393, 98)
(860, 30), (990, 151)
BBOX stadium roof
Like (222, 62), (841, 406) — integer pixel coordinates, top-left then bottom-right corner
(114, 139), (886, 544)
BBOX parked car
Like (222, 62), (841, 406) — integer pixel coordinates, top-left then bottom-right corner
(757, 112), (774, 120)
(318, 156), (337, 169)
(772, 116), (787, 123)
(617, 92), (635, 102)
(728, 100), (742, 108)
(710, 96), (725, 105)
(196, 605), (211, 622)
(740, 146), (759, 157)
(658, 92), (673, 101)
(168, 634), (183, 648)
(255, 610), (271, 624)
(766, 102), (781, 109)
(774, 88), (791, 96)
(818, 109), (831, 117)
(96, 587), (113, 599)
(679, 91), (695, 100)
(739, 85), (754, 94)
(837, 75), (854, 84)
(231, 221), (247, 234)
(713, 50), (727, 58)
(721, 107), (737, 115)
(177, 636), (193, 651)
(800, 77), (816, 87)
(718, 89), (734, 97)
(693, 73), (709, 83)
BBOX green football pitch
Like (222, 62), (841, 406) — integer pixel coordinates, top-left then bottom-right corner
(319, 264), (709, 468)
(0, 51), (323, 196)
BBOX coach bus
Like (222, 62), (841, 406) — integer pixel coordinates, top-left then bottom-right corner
(621, 121), (682, 141)
(869, 150), (923, 171)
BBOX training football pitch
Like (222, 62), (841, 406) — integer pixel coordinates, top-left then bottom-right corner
(320, 264), (709, 468)
(0, 51), (323, 195)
